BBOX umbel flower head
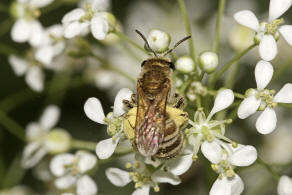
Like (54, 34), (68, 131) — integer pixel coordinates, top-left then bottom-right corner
(105, 152), (193, 195)
(50, 151), (97, 195)
(237, 60), (292, 134)
(84, 88), (133, 159)
(22, 105), (71, 168)
(234, 0), (292, 61)
(62, 0), (116, 40)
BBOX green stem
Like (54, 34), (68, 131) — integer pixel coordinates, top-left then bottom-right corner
(196, 95), (202, 108)
(177, 0), (197, 72)
(114, 31), (149, 55)
(257, 157), (280, 180)
(71, 139), (96, 151)
(209, 43), (256, 87)
(213, 0), (226, 54)
(90, 52), (136, 83)
(179, 79), (192, 95)
(0, 110), (25, 142)
(118, 42), (142, 62)
(224, 61), (240, 88)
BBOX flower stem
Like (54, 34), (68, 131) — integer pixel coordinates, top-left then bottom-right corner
(257, 157), (280, 181)
(71, 139), (97, 151)
(0, 110), (25, 142)
(90, 52), (136, 83)
(177, 0), (197, 73)
(213, 0), (226, 54)
(114, 31), (149, 55)
(209, 43), (256, 87)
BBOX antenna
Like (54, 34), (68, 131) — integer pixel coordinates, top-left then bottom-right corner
(163, 35), (191, 57)
(135, 30), (157, 57)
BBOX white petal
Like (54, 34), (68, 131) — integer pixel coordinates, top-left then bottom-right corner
(210, 177), (231, 195)
(151, 170), (181, 185)
(237, 95), (261, 119)
(91, 15), (109, 40)
(259, 35), (278, 61)
(201, 141), (222, 164)
(113, 88), (133, 117)
(40, 105), (60, 130)
(132, 186), (150, 195)
(209, 89), (234, 119)
(29, 0), (54, 8)
(50, 153), (75, 176)
(76, 151), (97, 173)
(230, 174), (244, 195)
(11, 19), (31, 43)
(274, 83), (292, 103)
(63, 21), (89, 39)
(256, 108), (277, 134)
(230, 145), (257, 167)
(28, 21), (44, 47)
(233, 10), (259, 31)
(21, 142), (48, 168)
(84, 97), (106, 124)
(269, 0), (292, 21)
(25, 66), (44, 92)
(55, 175), (77, 190)
(35, 46), (55, 65)
(62, 8), (86, 24)
(96, 137), (119, 159)
(76, 175), (98, 195)
(279, 25), (292, 46)
(255, 60), (274, 90)
(278, 175), (292, 195)
(8, 55), (28, 76)
(26, 122), (42, 140)
(105, 168), (131, 187)
(168, 148), (193, 176)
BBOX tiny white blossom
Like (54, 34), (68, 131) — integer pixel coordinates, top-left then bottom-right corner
(199, 51), (219, 73)
(234, 0), (292, 61)
(84, 88), (133, 159)
(237, 61), (292, 134)
(22, 105), (71, 168)
(278, 175), (292, 195)
(147, 29), (171, 53)
(175, 56), (194, 73)
(50, 151), (97, 195)
(62, 0), (115, 40)
(9, 55), (45, 92)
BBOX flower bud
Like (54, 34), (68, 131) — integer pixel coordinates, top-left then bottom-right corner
(105, 12), (117, 32)
(199, 51), (218, 73)
(147, 29), (171, 53)
(175, 56), (194, 73)
(45, 129), (71, 154)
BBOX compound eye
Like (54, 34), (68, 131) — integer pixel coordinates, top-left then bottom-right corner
(168, 62), (175, 70)
(141, 60), (147, 67)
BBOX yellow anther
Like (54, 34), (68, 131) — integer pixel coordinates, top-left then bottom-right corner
(192, 154), (198, 161)
(135, 182), (143, 188)
(211, 164), (219, 171)
(232, 141), (238, 148)
(221, 160), (229, 169)
(206, 134), (214, 142)
(125, 162), (132, 169)
(225, 169), (235, 178)
(226, 119), (232, 124)
(154, 185), (160, 192)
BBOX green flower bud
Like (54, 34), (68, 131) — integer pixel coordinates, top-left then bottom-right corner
(199, 51), (218, 73)
(46, 129), (71, 154)
(147, 29), (171, 53)
(175, 56), (194, 73)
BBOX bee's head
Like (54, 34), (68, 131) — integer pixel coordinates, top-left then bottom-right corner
(135, 29), (191, 58)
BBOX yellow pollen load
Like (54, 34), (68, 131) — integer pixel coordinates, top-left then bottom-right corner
(125, 162), (132, 169)
(225, 169), (235, 178)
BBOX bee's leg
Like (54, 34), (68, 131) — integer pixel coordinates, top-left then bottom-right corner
(131, 94), (137, 104)
(172, 94), (186, 110)
(123, 99), (134, 109)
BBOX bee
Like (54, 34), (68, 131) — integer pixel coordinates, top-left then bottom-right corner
(123, 30), (190, 159)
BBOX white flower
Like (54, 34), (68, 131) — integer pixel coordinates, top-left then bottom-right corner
(146, 29), (171, 53)
(50, 151), (97, 195)
(278, 175), (292, 195)
(84, 88), (133, 159)
(35, 25), (66, 67)
(106, 152), (192, 195)
(234, 0), (292, 61)
(209, 142), (257, 195)
(10, 0), (54, 46)
(21, 105), (70, 168)
(199, 51), (219, 73)
(237, 61), (292, 134)
(187, 89), (235, 160)
(9, 55), (44, 92)
(62, 0), (115, 40)
(175, 56), (195, 73)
